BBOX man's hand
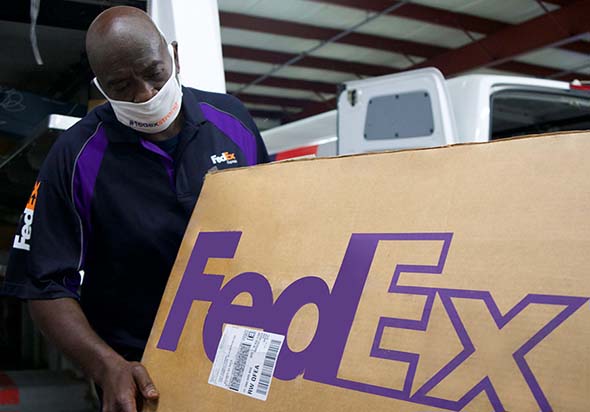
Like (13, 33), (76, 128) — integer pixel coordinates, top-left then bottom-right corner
(98, 357), (159, 412)
(27, 299), (158, 412)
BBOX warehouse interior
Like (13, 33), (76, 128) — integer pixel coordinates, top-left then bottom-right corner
(1, 0), (589, 410)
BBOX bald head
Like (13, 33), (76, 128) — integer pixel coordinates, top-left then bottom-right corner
(86, 6), (179, 103)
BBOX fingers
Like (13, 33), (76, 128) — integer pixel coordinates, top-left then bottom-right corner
(131, 363), (159, 400)
(119, 396), (137, 412)
(102, 392), (136, 412)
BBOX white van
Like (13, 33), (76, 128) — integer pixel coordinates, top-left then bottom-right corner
(262, 68), (590, 159)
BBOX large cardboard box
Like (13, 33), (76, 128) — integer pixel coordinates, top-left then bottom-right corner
(143, 132), (590, 412)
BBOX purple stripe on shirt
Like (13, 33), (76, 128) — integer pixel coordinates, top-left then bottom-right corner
(73, 125), (108, 266)
(140, 138), (175, 189)
(199, 103), (257, 166)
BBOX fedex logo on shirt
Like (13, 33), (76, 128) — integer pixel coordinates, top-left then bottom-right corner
(13, 181), (41, 251)
(211, 152), (237, 165)
(157, 232), (588, 411)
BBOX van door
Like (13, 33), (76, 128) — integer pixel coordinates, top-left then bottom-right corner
(337, 67), (457, 155)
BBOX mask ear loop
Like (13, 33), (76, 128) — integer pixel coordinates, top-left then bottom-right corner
(156, 25), (181, 86)
(167, 43), (182, 86)
(93, 77), (109, 99)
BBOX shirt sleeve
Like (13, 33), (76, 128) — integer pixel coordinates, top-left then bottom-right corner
(255, 124), (270, 164)
(231, 96), (270, 165)
(1, 154), (83, 300)
(247, 115), (270, 165)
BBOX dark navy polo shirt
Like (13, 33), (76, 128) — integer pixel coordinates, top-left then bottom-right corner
(1, 86), (269, 351)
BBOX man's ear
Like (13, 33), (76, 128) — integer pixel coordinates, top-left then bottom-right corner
(172, 41), (180, 75)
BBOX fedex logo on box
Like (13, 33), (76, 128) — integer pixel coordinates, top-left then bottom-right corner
(157, 232), (588, 411)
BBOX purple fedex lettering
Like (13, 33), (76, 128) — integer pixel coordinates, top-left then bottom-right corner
(158, 232), (374, 381)
(157, 232), (241, 351)
(157, 232), (588, 412)
(202, 271), (274, 360)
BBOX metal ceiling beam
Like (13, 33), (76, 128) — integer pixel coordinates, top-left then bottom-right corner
(308, 0), (506, 34)
(563, 40), (590, 54)
(236, 93), (316, 108)
(224, 44), (583, 104)
(7, 1), (586, 59)
(414, 0), (590, 77)
(231, 1), (412, 95)
(220, 11), (446, 58)
(248, 109), (290, 120)
(221, 10), (588, 67)
(223, 45), (393, 77)
(543, 0), (577, 5)
(291, 98), (337, 121)
(292, 1), (590, 122)
(224, 43), (583, 90)
(220, 10), (588, 95)
(225, 71), (337, 95)
(495, 61), (556, 78)
(308, 0), (590, 55)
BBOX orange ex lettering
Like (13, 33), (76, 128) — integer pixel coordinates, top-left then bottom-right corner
(13, 181), (41, 251)
(26, 181), (41, 211)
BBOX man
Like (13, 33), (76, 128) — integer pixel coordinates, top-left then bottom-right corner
(0, 6), (268, 412)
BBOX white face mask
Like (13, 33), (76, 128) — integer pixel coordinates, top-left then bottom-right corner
(93, 44), (183, 134)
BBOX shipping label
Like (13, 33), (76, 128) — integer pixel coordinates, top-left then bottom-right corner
(208, 325), (284, 401)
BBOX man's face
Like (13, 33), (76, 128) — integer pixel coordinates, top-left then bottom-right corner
(94, 41), (175, 103)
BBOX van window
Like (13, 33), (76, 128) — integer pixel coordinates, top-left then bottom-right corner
(490, 89), (590, 140)
(364, 91), (434, 140)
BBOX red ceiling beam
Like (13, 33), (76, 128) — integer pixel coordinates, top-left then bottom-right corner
(556, 72), (588, 82)
(220, 11), (588, 89)
(543, 0), (577, 5)
(248, 109), (291, 120)
(221, 10), (588, 63)
(223, 45), (393, 77)
(236, 93), (317, 108)
(495, 61), (557, 78)
(308, 0), (590, 55)
(223, 2), (590, 115)
(225, 71), (337, 94)
(295, 1), (590, 118)
(224, 45), (577, 95)
(561, 40), (590, 54)
(220, 11), (446, 58)
(414, 1), (590, 77)
(308, 0), (506, 34)
(291, 1), (590, 122)
(291, 98), (337, 121)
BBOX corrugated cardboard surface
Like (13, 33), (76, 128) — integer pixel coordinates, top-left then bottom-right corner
(143, 132), (590, 412)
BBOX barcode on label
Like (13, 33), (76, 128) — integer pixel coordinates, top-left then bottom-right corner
(209, 326), (285, 401)
(256, 339), (281, 396)
(229, 342), (251, 391)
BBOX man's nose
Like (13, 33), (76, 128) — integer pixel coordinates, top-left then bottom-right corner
(133, 81), (158, 103)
